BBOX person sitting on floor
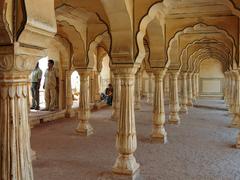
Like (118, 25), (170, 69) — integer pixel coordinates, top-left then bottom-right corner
(105, 84), (113, 105)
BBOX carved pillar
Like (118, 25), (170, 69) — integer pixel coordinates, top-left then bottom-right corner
(139, 70), (143, 97)
(111, 72), (121, 121)
(227, 72), (231, 106)
(196, 73), (199, 98)
(164, 73), (169, 100)
(224, 72), (229, 105)
(113, 67), (139, 175)
(89, 72), (95, 103)
(168, 71), (180, 125)
(226, 72), (231, 107)
(229, 71), (235, 113)
(151, 69), (167, 143)
(147, 72), (153, 104)
(192, 73), (197, 101)
(187, 73), (193, 106)
(94, 71), (101, 102)
(0, 52), (34, 180)
(135, 70), (141, 110)
(66, 70), (73, 118)
(231, 70), (240, 128)
(180, 73), (188, 113)
(76, 70), (93, 136)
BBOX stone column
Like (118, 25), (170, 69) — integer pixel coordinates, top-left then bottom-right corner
(89, 72), (95, 103)
(76, 70), (93, 136)
(196, 73), (199, 98)
(113, 67), (139, 175)
(0, 53), (34, 180)
(180, 73), (188, 113)
(231, 70), (240, 128)
(187, 73), (193, 106)
(147, 72), (154, 104)
(94, 71), (101, 102)
(192, 73), (197, 101)
(164, 73), (169, 100)
(224, 72), (229, 105)
(226, 72), (231, 107)
(139, 70), (143, 97)
(111, 72), (121, 121)
(229, 71), (235, 113)
(66, 70), (73, 118)
(168, 70), (181, 125)
(151, 69), (167, 143)
(135, 70), (141, 110)
(227, 72), (231, 106)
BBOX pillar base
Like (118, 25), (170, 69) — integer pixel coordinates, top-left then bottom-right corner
(151, 126), (167, 144)
(151, 133), (167, 144)
(230, 114), (240, 128)
(180, 105), (188, 114)
(113, 154), (140, 175)
(76, 121), (94, 136)
(187, 102), (193, 106)
(168, 113), (180, 125)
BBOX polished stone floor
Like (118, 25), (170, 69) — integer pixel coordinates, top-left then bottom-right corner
(32, 100), (240, 180)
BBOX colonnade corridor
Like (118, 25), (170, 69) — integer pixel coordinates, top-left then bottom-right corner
(31, 100), (240, 180)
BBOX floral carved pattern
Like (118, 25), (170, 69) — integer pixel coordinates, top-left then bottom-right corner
(0, 54), (13, 71)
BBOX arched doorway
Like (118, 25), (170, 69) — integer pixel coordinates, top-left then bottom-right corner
(100, 55), (110, 93)
(199, 58), (224, 99)
(71, 70), (80, 108)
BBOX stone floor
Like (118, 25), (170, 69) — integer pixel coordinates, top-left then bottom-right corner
(31, 100), (240, 180)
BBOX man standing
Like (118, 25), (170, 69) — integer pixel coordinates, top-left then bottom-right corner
(43, 59), (58, 111)
(31, 62), (42, 110)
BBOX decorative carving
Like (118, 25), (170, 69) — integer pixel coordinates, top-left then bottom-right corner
(152, 69), (167, 143)
(113, 67), (139, 175)
(76, 71), (93, 136)
(0, 54), (13, 71)
(15, 55), (37, 72)
(0, 80), (33, 180)
(168, 70), (181, 125)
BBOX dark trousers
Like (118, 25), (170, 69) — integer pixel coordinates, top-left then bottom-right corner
(31, 82), (40, 109)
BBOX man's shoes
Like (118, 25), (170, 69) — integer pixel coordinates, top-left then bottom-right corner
(30, 106), (35, 109)
(35, 107), (40, 110)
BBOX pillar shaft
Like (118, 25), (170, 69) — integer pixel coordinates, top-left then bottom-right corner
(76, 71), (93, 136)
(231, 70), (240, 128)
(187, 73), (193, 106)
(192, 73), (197, 101)
(111, 73), (121, 121)
(180, 73), (188, 113)
(0, 54), (34, 180)
(147, 72), (153, 104)
(168, 71), (180, 125)
(151, 69), (167, 143)
(66, 70), (73, 117)
(196, 73), (199, 98)
(229, 72), (235, 113)
(94, 71), (101, 102)
(113, 67), (139, 175)
(135, 70), (141, 110)
(224, 72), (229, 104)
